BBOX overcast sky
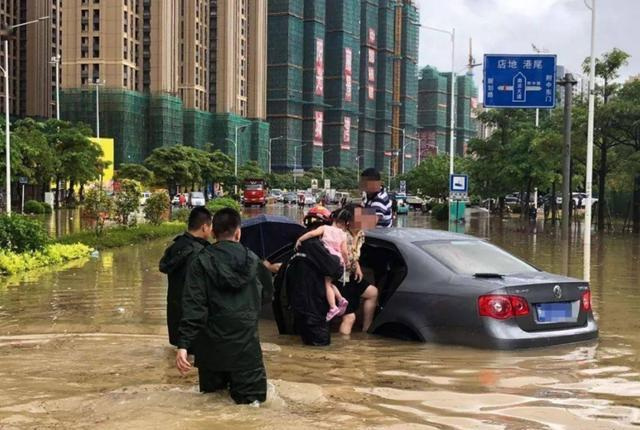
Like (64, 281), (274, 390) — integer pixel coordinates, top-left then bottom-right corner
(417, 0), (639, 100)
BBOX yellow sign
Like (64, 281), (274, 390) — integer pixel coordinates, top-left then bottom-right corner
(90, 137), (115, 185)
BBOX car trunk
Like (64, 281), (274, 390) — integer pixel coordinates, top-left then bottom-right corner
(503, 281), (590, 332)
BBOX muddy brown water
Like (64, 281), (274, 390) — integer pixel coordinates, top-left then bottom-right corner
(1, 206), (639, 429)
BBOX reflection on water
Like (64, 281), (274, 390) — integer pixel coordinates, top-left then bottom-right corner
(1, 207), (639, 429)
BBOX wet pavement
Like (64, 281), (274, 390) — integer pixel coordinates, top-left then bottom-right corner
(1, 205), (639, 429)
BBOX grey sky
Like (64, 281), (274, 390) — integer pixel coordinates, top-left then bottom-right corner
(417, 0), (639, 100)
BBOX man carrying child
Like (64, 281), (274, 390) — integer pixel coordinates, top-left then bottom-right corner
(175, 208), (273, 405)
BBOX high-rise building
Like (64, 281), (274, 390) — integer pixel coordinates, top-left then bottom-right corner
(1, 0), (25, 117)
(267, 0), (419, 173)
(56, 0), (269, 168)
(417, 66), (478, 157)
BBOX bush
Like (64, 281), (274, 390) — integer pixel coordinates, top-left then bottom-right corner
(83, 187), (114, 236)
(57, 222), (185, 250)
(206, 197), (241, 214)
(0, 243), (92, 276)
(144, 191), (170, 225)
(24, 200), (45, 214)
(42, 202), (53, 214)
(0, 214), (49, 253)
(171, 208), (190, 223)
(114, 179), (142, 226)
(431, 203), (449, 221)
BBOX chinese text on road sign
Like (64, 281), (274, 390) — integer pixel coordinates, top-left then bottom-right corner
(484, 54), (557, 109)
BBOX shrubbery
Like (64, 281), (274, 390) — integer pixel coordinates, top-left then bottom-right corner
(206, 197), (241, 214)
(56, 222), (185, 250)
(0, 214), (49, 253)
(0, 243), (92, 276)
(431, 203), (449, 221)
(24, 200), (45, 214)
(114, 179), (142, 226)
(171, 208), (190, 223)
(83, 187), (114, 236)
(42, 202), (53, 214)
(144, 191), (170, 225)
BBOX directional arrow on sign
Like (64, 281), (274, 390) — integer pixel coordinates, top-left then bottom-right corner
(497, 73), (543, 103)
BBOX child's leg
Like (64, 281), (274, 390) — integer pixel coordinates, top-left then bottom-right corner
(331, 284), (344, 301)
(325, 277), (337, 308)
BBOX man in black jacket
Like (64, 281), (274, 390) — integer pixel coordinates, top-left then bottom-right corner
(159, 207), (212, 347)
(176, 208), (273, 405)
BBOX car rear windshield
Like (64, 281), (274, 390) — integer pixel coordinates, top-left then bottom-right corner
(191, 192), (204, 198)
(245, 184), (263, 191)
(418, 240), (537, 276)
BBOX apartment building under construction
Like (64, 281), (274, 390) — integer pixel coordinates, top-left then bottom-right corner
(267, 0), (419, 174)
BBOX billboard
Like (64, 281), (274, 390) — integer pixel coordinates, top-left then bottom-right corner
(342, 116), (351, 150)
(313, 110), (323, 147)
(315, 38), (324, 96)
(344, 47), (352, 102)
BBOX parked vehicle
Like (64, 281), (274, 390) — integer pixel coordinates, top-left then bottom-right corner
(140, 191), (151, 206)
(243, 179), (267, 207)
(298, 192), (316, 207)
(283, 192), (297, 204)
(273, 228), (598, 349)
(269, 189), (284, 202)
(189, 191), (206, 207)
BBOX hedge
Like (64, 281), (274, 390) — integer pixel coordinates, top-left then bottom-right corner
(56, 221), (186, 250)
(0, 243), (92, 276)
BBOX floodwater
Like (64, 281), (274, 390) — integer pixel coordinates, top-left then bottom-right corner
(1, 206), (639, 429)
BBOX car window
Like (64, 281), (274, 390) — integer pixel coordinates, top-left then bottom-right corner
(417, 240), (537, 276)
(191, 192), (204, 198)
(245, 184), (263, 191)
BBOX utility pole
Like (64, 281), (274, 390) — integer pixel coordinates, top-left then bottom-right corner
(558, 73), (577, 238)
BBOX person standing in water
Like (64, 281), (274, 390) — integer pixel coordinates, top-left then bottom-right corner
(176, 208), (273, 405)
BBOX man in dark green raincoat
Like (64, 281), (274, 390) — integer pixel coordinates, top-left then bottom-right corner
(159, 207), (212, 347)
(176, 208), (273, 404)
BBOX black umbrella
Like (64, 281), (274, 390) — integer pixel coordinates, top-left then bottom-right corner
(241, 214), (305, 260)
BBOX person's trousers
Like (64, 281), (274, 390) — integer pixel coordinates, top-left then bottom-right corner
(198, 365), (267, 404)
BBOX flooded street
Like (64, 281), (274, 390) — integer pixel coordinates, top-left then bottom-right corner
(1, 206), (639, 429)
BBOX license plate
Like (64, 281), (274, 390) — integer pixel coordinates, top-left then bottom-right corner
(536, 302), (575, 323)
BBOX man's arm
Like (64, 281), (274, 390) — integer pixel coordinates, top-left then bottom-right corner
(295, 225), (325, 249)
(177, 258), (209, 351)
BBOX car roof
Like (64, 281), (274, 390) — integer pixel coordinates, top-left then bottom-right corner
(365, 227), (481, 244)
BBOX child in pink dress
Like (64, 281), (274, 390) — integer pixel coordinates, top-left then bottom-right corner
(295, 209), (352, 321)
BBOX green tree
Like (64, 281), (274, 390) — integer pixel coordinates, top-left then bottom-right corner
(402, 154), (454, 199)
(582, 48), (630, 230)
(143, 191), (170, 225)
(83, 187), (114, 236)
(144, 145), (200, 193)
(116, 163), (154, 185)
(114, 179), (142, 226)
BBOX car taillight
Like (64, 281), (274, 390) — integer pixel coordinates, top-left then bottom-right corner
(581, 290), (592, 311)
(478, 295), (530, 320)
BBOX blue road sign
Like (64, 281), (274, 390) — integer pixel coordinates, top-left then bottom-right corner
(484, 54), (557, 109)
(450, 174), (468, 193)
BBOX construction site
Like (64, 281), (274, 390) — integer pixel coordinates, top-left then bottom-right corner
(267, 0), (420, 175)
(417, 66), (479, 157)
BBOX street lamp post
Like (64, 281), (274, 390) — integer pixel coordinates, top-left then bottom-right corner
(1, 16), (49, 214)
(234, 124), (250, 195)
(89, 79), (105, 138)
(424, 25), (455, 175)
(267, 136), (283, 175)
(583, 0), (597, 281)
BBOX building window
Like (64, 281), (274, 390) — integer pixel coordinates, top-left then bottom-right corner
(93, 9), (100, 31)
(93, 36), (100, 57)
(93, 64), (100, 80)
